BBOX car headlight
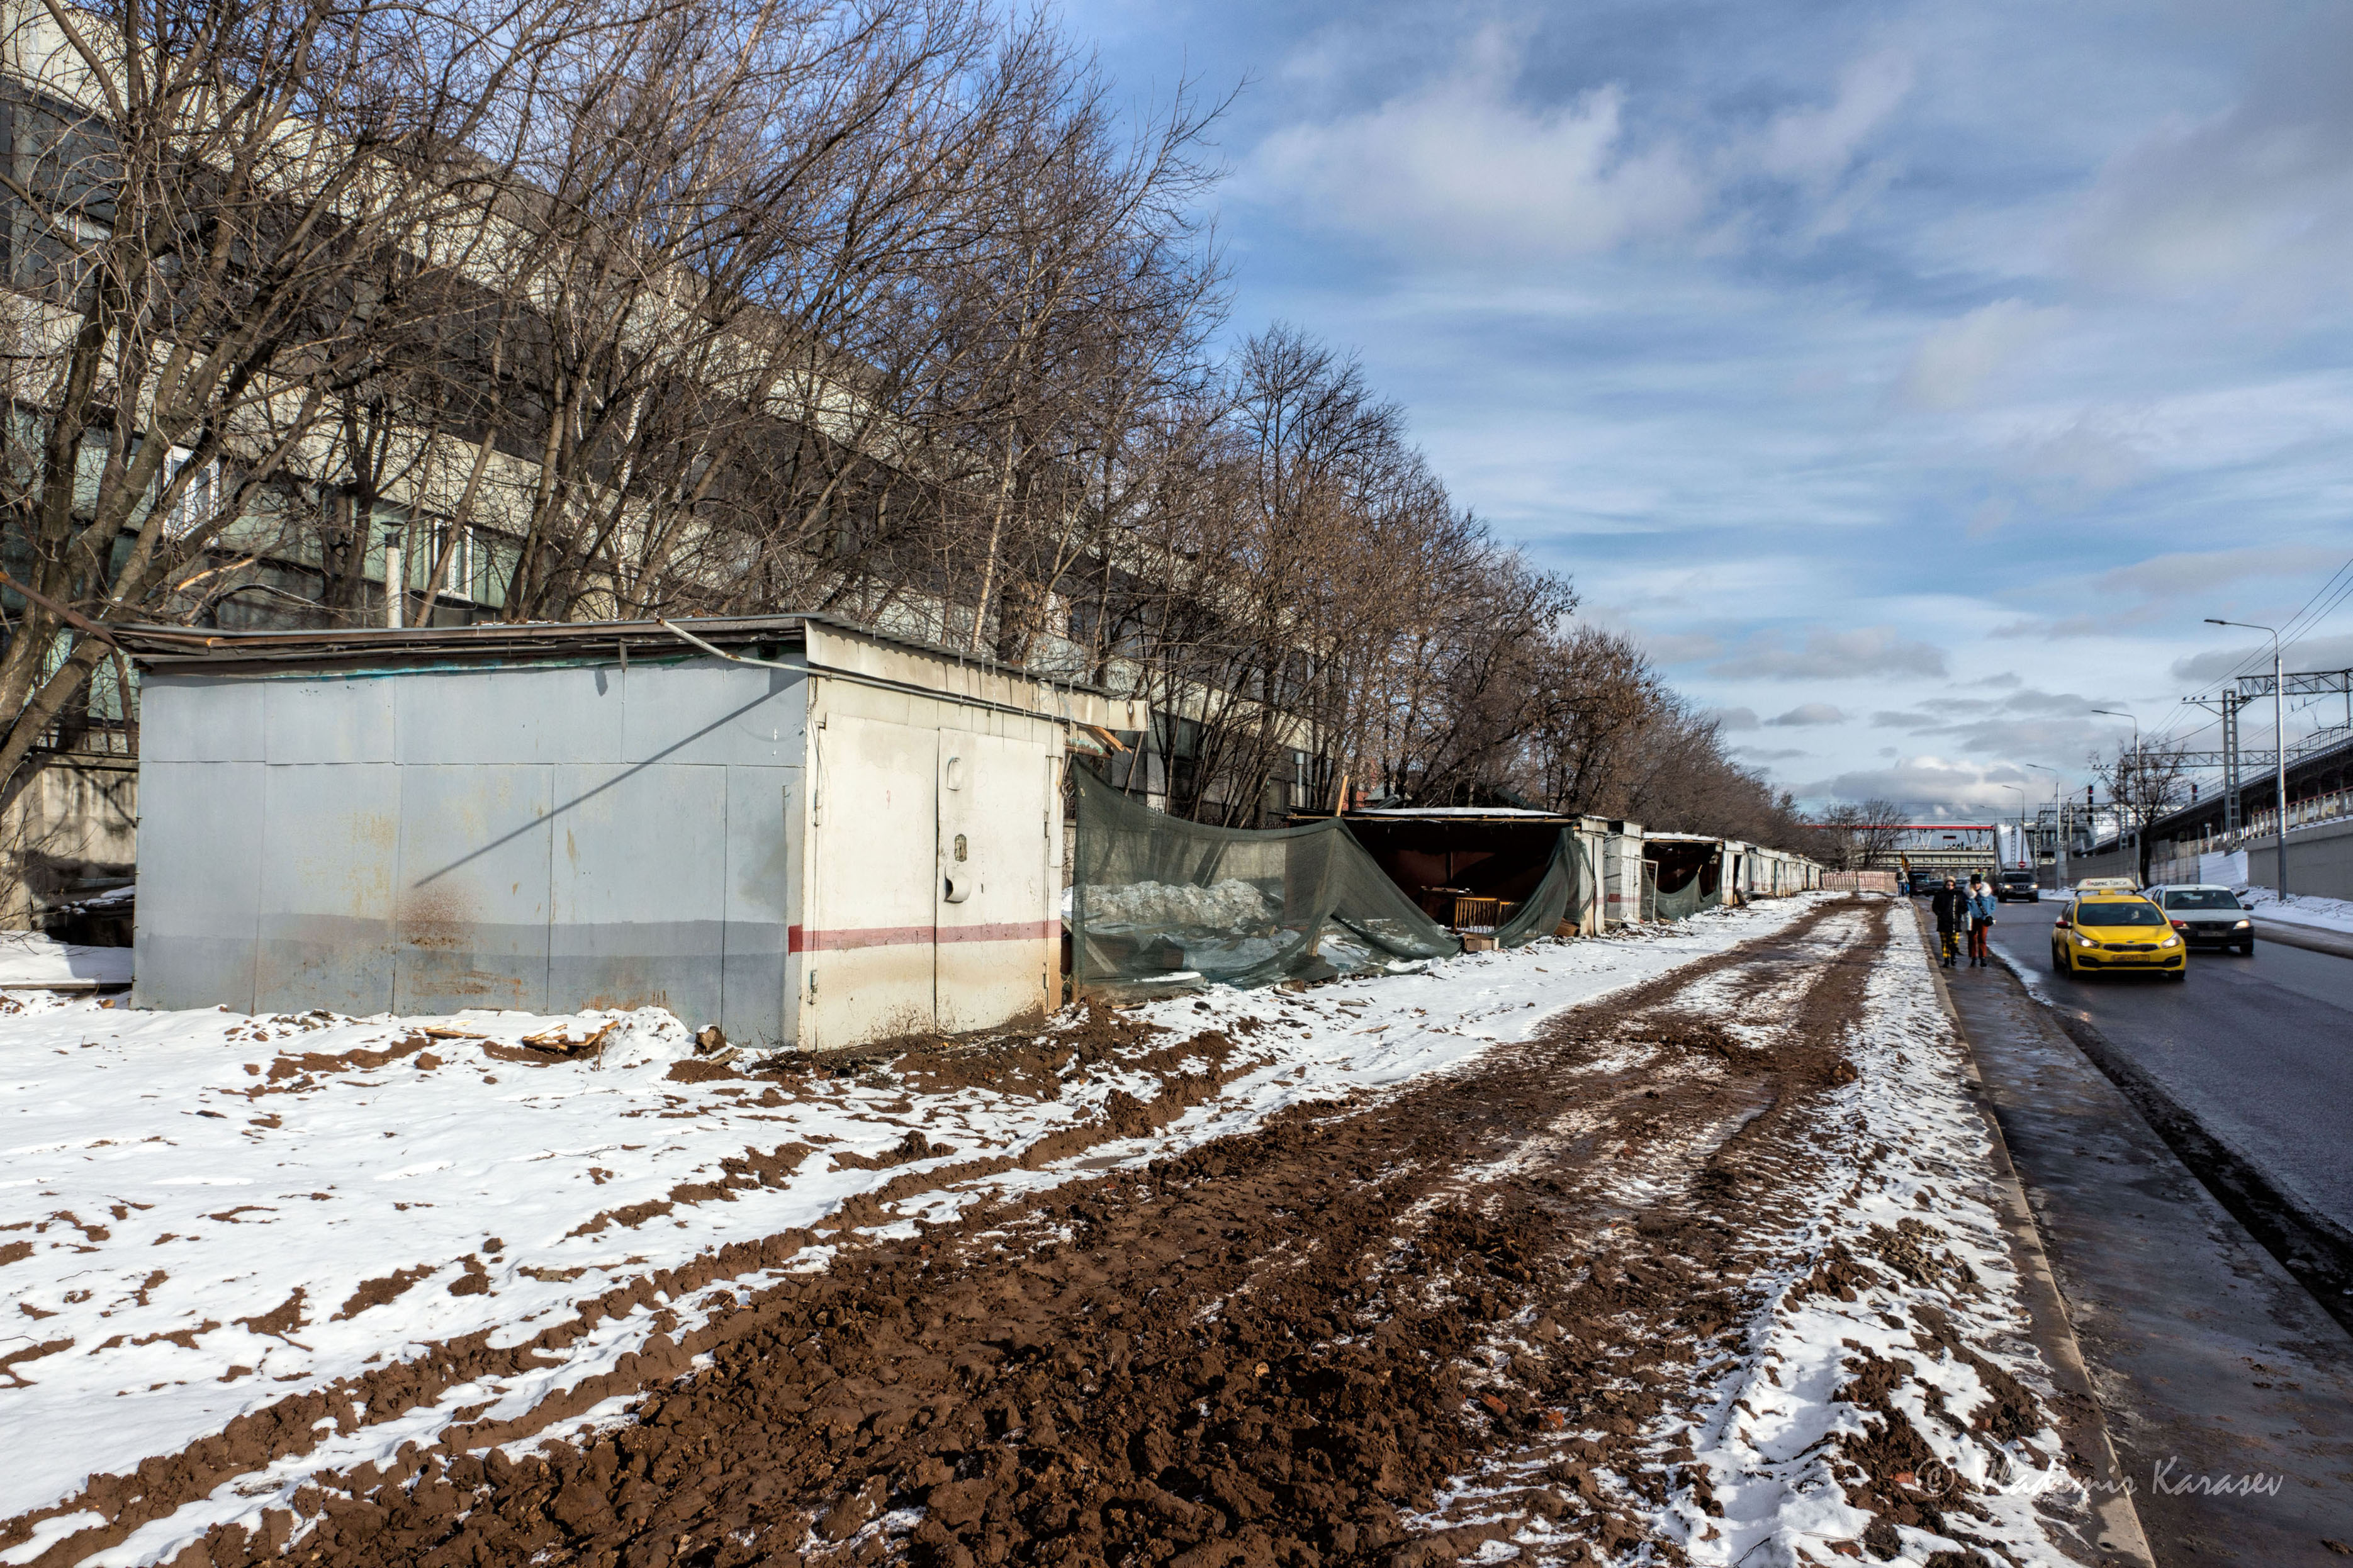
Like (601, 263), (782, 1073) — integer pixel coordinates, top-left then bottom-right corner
(2161, 936), (2180, 948)
(2233, 919), (2250, 929)
(2074, 934), (2095, 947)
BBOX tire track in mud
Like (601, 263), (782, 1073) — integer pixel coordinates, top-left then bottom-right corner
(31, 899), (1906, 1568)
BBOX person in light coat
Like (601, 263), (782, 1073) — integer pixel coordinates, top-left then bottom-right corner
(1965, 872), (1999, 968)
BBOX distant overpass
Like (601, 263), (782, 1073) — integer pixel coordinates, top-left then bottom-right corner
(1882, 824), (2003, 880)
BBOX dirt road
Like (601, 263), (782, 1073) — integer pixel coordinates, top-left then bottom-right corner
(21, 897), (2104, 1568)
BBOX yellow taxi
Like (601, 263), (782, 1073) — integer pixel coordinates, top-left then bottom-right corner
(2050, 891), (2186, 981)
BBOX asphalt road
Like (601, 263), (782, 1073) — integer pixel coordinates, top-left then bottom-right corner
(1972, 893), (2353, 1245)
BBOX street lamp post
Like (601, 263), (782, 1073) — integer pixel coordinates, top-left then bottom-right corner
(2205, 619), (2289, 899)
(2091, 709), (2140, 880)
(2024, 762), (2061, 889)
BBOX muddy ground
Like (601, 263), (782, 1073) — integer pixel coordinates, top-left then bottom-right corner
(19, 898), (2065, 1568)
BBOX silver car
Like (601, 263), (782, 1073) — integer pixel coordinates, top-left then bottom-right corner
(2146, 884), (2255, 955)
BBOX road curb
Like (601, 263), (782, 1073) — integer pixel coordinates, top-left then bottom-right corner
(1909, 901), (2156, 1568)
(2250, 916), (2353, 961)
(1985, 940), (2353, 1333)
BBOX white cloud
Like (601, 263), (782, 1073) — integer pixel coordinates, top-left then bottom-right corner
(2170, 630), (2353, 685)
(1249, 27), (1708, 259)
(1897, 300), (2067, 412)
(2070, 14), (2353, 309)
(1642, 630), (1728, 664)
(2096, 544), (2347, 600)
(1799, 756), (2045, 815)
(1710, 625), (1948, 681)
(1247, 30), (1915, 263)
(1707, 706), (1761, 731)
(1766, 702), (1848, 726)
(1756, 48), (1914, 186)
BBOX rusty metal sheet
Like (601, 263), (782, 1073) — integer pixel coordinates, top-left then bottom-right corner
(547, 761), (727, 1028)
(136, 658), (826, 1030)
(254, 761), (400, 1014)
(132, 760), (264, 1011)
(392, 763), (553, 1014)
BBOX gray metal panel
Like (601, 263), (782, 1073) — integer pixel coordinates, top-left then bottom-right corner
(392, 764), (552, 1013)
(140, 675), (266, 763)
(546, 761), (727, 1026)
(254, 762), (400, 1014)
(622, 661), (805, 767)
(393, 666), (622, 766)
(721, 764), (798, 1048)
(264, 675), (396, 764)
(132, 760), (262, 1010)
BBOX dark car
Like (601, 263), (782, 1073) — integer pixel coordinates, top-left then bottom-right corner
(2147, 884), (2255, 955)
(1995, 870), (2039, 903)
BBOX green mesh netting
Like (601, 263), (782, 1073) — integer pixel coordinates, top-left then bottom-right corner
(1649, 863), (1722, 921)
(1072, 769), (1462, 995)
(1493, 830), (1591, 946)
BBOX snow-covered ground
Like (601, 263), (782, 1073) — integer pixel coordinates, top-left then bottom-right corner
(2, 895), (1826, 1559)
(2234, 884), (2353, 937)
(0, 932), (133, 988)
(1660, 905), (2096, 1566)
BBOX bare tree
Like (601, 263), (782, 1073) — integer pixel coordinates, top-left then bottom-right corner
(0, 0), (697, 806)
(1812, 797), (1908, 871)
(2092, 737), (2191, 883)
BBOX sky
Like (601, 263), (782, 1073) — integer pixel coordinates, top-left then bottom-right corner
(1060, 0), (2353, 817)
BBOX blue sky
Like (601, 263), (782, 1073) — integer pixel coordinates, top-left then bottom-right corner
(1062, 0), (2353, 816)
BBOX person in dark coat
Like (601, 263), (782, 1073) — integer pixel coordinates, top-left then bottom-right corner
(1931, 875), (1965, 966)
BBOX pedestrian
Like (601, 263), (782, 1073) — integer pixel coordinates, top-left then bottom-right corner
(1966, 871), (1997, 968)
(1931, 875), (1964, 966)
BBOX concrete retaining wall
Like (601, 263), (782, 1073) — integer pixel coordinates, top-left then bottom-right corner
(2242, 817), (2353, 903)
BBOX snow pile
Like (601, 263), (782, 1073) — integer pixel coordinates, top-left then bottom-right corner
(1081, 876), (1280, 931)
(1, 895), (1829, 1562)
(1659, 907), (2091, 1565)
(2233, 883), (2353, 937)
(0, 932), (132, 988)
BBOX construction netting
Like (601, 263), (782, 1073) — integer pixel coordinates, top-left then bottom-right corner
(1649, 865), (1721, 921)
(1072, 769), (1462, 994)
(1491, 830), (1590, 946)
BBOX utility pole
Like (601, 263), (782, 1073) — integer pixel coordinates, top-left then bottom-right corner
(2206, 620), (2289, 899)
(2182, 689), (2248, 837)
(2092, 709), (2141, 880)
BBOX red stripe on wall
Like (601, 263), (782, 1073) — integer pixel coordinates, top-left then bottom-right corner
(789, 920), (1057, 953)
(940, 920), (1057, 944)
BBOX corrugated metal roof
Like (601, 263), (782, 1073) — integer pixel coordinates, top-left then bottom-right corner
(116, 610), (1123, 697)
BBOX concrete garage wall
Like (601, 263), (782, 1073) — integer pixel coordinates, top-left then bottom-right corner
(135, 657), (806, 1044)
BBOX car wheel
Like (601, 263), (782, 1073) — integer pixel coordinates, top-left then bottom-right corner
(2238, 941), (2254, 956)
(2166, 967), (2187, 982)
